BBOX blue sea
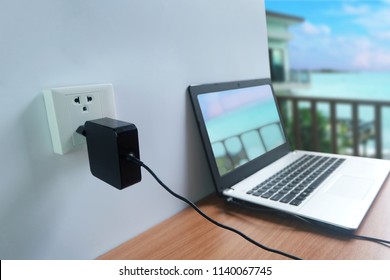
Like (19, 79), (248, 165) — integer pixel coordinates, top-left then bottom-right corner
(292, 71), (390, 101)
(291, 71), (390, 157)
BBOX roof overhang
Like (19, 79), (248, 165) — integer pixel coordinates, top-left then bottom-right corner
(266, 10), (304, 25)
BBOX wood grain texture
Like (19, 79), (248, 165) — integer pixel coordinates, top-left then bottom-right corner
(98, 176), (390, 260)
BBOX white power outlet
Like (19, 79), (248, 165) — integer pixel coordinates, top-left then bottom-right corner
(44, 84), (116, 154)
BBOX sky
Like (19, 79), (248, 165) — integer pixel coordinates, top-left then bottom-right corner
(264, 0), (390, 71)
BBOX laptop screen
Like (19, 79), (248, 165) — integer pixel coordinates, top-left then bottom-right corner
(197, 84), (286, 176)
(189, 79), (291, 192)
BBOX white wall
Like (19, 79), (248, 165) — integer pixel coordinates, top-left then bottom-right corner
(0, 0), (270, 259)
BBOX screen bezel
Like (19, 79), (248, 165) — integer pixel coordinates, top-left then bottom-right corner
(188, 78), (291, 194)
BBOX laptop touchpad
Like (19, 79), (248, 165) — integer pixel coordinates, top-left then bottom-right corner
(325, 175), (373, 200)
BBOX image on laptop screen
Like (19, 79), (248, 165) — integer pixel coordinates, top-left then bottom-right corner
(197, 84), (286, 176)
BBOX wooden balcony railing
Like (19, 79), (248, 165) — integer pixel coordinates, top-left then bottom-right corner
(277, 95), (390, 159)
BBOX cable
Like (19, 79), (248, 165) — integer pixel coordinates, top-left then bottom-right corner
(126, 154), (302, 260)
(297, 216), (390, 247)
(351, 235), (390, 247)
(229, 197), (390, 248)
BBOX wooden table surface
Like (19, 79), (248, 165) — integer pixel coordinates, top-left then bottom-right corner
(98, 176), (390, 260)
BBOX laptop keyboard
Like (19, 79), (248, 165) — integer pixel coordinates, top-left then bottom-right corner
(246, 155), (345, 206)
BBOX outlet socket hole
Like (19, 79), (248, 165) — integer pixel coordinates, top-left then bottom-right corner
(87, 96), (93, 102)
(83, 106), (88, 112)
(74, 97), (81, 104)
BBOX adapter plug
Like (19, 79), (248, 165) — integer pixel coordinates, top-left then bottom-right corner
(79, 117), (141, 190)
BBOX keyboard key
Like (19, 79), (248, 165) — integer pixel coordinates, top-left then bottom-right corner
(261, 192), (274, 199)
(270, 193), (285, 201)
(290, 199), (303, 206)
(280, 194), (296, 203)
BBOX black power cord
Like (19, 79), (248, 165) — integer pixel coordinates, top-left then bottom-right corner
(127, 154), (302, 260)
(296, 216), (390, 247)
(229, 196), (390, 248)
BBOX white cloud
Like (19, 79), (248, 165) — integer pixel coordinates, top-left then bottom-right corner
(353, 50), (390, 70)
(286, 0), (390, 70)
(289, 27), (390, 71)
(375, 31), (390, 40)
(343, 4), (370, 15)
(330, 35), (390, 70)
(300, 21), (331, 36)
(353, 8), (390, 29)
(341, 0), (390, 34)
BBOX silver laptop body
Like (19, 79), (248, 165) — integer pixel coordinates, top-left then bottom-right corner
(188, 78), (390, 231)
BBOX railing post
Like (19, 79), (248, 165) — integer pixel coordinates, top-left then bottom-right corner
(311, 100), (319, 151)
(330, 101), (338, 154)
(292, 99), (302, 150)
(352, 103), (359, 156)
(375, 105), (383, 159)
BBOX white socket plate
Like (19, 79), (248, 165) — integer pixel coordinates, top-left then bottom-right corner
(44, 84), (116, 155)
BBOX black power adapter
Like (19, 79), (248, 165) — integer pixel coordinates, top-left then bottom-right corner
(77, 117), (141, 190)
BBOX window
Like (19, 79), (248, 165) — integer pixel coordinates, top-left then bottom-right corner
(269, 48), (285, 82)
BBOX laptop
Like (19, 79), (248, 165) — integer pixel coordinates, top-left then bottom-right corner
(188, 78), (390, 231)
